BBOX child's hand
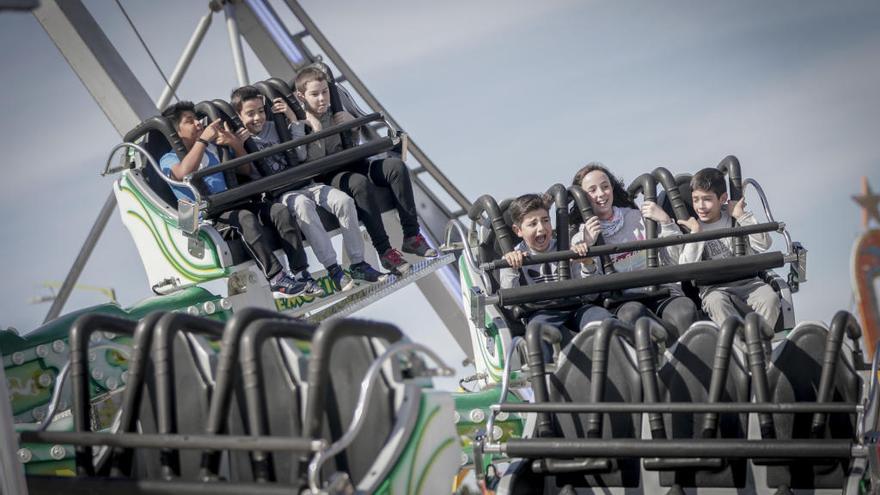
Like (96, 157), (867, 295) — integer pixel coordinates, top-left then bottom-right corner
(199, 118), (222, 143)
(503, 250), (527, 270)
(677, 217), (701, 233)
(641, 200), (671, 224)
(729, 198), (746, 220)
(214, 122), (241, 148)
(235, 127), (251, 142)
(581, 216), (602, 246)
(571, 242), (589, 258)
(270, 97), (289, 114)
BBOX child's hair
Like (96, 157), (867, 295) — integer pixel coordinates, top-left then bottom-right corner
(690, 168), (727, 197)
(571, 161), (637, 209)
(293, 66), (328, 93)
(508, 193), (550, 226)
(230, 85), (264, 112)
(161, 101), (196, 132)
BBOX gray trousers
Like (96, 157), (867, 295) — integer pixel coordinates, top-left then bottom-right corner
(281, 184), (364, 268)
(701, 278), (780, 327)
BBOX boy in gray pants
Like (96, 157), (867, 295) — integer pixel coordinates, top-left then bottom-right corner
(232, 85), (384, 292)
(675, 168), (780, 327)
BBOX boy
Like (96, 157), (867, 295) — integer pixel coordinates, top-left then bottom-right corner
(500, 194), (613, 343)
(158, 101), (307, 297)
(292, 66), (437, 276)
(675, 168), (779, 326)
(231, 85), (384, 291)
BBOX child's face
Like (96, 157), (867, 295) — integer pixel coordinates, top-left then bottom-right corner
(691, 188), (728, 223)
(238, 97), (267, 134)
(512, 208), (553, 252)
(297, 79), (330, 116)
(176, 111), (203, 142)
(580, 170), (614, 218)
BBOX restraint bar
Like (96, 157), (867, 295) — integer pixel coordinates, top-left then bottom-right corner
(497, 439), (859, 459)
(494, 402), (859, 414)
(19, 430), (324, 453)
(496, 251), (785, 306)
(482, 221), (782, 270)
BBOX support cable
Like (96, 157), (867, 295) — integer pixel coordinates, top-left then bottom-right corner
(113, 0), (178, 104)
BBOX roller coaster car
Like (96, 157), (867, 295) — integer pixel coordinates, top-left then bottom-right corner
(15, 310), (461, 494)
(455, 156), (805, 392)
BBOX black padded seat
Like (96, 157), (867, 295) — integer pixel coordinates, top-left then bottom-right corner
(656, 325), (750, 488)
(764, 324), (861, 489)
(544, 326), (642, 488)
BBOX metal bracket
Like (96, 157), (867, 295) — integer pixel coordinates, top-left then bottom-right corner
(788, 241), (807, 291)
(187, 236), (205, 258)
(177, 198), (200, 237)
(469, 286), (487, 330)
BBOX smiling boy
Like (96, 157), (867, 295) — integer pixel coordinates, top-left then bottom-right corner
(676, 168), (779, 326)
(500, 194), (612, 341)
(231, 85), (384, 292)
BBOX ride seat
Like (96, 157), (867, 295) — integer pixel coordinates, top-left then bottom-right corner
(543, 323), (642, 488)
(763, 323), (861, 489)
(655, 324), (749, 487)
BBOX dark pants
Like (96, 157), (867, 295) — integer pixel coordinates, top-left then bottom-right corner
(216, 202), (306, 279)
(528, 304), (615, 358)
(325, 157), (420, 254)
(615, 295), (700, 341)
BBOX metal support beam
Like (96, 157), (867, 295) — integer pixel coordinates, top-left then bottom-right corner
(238, 0), (309, 80)
(0, 356), (29, 495)
(157, 10), (214, 109)
(224, 1), (249, 85)
(34, 0), (158, 323)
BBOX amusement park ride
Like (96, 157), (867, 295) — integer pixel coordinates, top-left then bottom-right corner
(2, 1), (880, 494)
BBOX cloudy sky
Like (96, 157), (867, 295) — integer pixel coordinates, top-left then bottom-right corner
(1, 1), (879, 374)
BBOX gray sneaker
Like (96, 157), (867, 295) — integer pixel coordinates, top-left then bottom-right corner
(295, 272), (325, 297)
(379, 248), (411, 276)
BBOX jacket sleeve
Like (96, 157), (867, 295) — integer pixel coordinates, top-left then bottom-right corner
(499, 267), (520, 289)
(657, 220), (683, 265)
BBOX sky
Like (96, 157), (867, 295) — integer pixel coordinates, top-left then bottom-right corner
(1, 0), (879, 378)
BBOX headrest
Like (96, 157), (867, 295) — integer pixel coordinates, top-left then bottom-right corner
(123, 116), (186, 162)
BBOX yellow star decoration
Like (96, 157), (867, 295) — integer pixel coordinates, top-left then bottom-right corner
(853, 177), (880, 228)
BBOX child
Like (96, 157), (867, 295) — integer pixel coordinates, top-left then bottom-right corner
(292, 66), (437, 276)
(231, 85), (384, 291)
(571, 162), (700, 336)
(158, 101), (307, 297)
(500, 194), (613, 343)
(675, 167), (779, 326)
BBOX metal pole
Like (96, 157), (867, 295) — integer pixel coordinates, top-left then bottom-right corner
(43, 193), (117, 323)
(224, 1), (249, 86)
(0, 356), (29, 495)
(157, 10), (214, 109)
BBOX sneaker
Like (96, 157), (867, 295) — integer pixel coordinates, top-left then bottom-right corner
(270, 273), (307, 297)
(379, 248), (411, 276)
(348, 261), (387, 283)
(295, 271), (325, 297)
(401, 233), (438, 257)
(327, 264), (355, 292)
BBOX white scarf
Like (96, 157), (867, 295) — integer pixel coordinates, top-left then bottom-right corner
(599, 206), (626, 238)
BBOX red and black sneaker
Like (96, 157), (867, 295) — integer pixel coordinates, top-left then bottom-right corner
(401, 233), (438, 258)
(379, 248), (412, 276)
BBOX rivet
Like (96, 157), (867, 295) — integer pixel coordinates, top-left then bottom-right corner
(202, 301), (216, 315)
(492, 425), (503, 440)
(52, 340), (66, 353)
(36, 345), (48, 358)
(38, 373), (53, 388)
(88, 350), (97, 362)
(496, 411), (509, 422)
(92, 369), (104, 381)
(17, 448), (32, 463)
(106, 376), (119, 391)
(90, 333), (102, 344)
(469, 408), (485, 423)
(50, 445), (67, 460)
(121, 371), (129, 383)
(219, 298), (232, 310)
(32, 407), (45, 421)
(460, 452), (469, 466)
(11, 352), (24, 365)
(187, 306), (200, 316)
(452, 411), (460, 423)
